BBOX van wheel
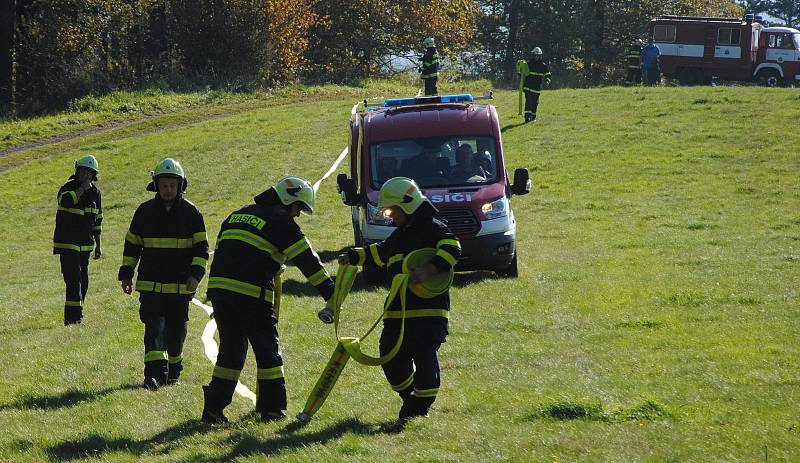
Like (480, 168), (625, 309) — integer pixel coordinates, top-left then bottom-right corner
(495, 253), (518, 278)
(758, 69), (782, 87)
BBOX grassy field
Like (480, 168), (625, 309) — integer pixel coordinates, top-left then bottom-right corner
(0, 83), (798, 462)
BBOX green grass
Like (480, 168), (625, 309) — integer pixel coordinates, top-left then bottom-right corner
(0, 83), (798, 462)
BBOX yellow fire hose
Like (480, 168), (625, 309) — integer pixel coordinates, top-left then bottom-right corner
(297, 248), (452, 423)
(516, 59), (530, 115)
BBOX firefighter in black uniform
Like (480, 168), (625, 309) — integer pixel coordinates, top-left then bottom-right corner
(53, 155), (103, 325)
(118, 158), (209, 390)
(337, 176), (461, 422)
(420, 37), (439, 96)
(523, 47), (551, 123)
(625, 40), (643, 84)
(201, 177), (335, 423)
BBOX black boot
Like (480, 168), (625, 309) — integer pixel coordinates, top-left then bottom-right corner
(64, 307), (83, 325)
(202, 379), (236, 424)
(256, 378), (287, 422)
(167, 362), (183, 385)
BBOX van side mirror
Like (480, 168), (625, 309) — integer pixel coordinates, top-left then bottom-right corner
(512, 168), (532, 196)
(337, 174), (359, 205)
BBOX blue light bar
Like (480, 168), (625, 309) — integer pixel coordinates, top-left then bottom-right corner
(383, 93), (474, 107)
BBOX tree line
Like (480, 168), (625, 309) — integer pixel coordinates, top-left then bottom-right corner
(0, 0), (791, 116)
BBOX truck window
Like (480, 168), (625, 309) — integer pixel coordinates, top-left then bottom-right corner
(717, 28), (741, 45)
(653, 24), (676, 42)
(770, 34), (795, 49)
(369, 136), (499, 189)
(794, 33), (800, 49)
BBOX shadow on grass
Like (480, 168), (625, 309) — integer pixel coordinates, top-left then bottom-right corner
(501, 121), (527, 133)
(45, 419), (209, 461)
(210, 417), (397, 461)
(0, 383), (140, 411)
(44, 417), (397, 462)
(451, 271), (496, 287)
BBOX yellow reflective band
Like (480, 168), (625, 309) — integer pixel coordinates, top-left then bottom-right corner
(228, 213), (266, 230)
(369, 244), (384, 267)
(283, 237), (310, 259)
(92, 226), (102, 231)
(192, 231), (208, 244)
(65, 300), (83, 307)
(58, 206), (84, 215)
(213, 365), (241, 381)
(383, 309), (449, 319)
(414, 387), (438, 398)
(191, 256), (208, 268)
(59, 190), (77, 204)
(530, 71), (547, 76)
(122, 256), (139, 267)
(84, 207), (100, 214)
(144, 350), (167, 362)
(207, 277), (275, 302)
(436, 249), (458, 267)
(391, 372), (414, 392)
(356, 248), (366, 266)
(437, 238), (461, 250)
(135, 280), (194, 294)
(125, 231), (143, 245)
(421, 72), (439, 78)
(308, 267), (330, 286)
(142, 237), (193, 249)
(523, 87), (541, 93)
(96, 212), (103, 219)
(168, 354), (183, 364)
(218, 229), (286, 264)
(388, 254), (404, 266)
(54, 243), (94, 252)
(257, 365), (285, 380)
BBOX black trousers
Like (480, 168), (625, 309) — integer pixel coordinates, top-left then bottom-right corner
(644, 66), (661, 86)
(206, 293), (286, 416)
(59, 251), (90, 324)
(380, 319), (447, 417)
(423, 76), (438, 96)
(139, 292), (190, 384)
(626, 68), (641, 84)
(524, 90), (541, 121)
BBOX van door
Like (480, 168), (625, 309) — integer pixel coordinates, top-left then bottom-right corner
(766, 33), (796, 64)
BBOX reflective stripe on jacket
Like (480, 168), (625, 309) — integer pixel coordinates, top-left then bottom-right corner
(53, 178), (102, 254)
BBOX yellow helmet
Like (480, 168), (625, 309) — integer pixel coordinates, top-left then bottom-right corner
(274, 176), (315, 214)
(423, 37), (435, 48)
(532, 47), (543, 55)
(149, 158), (187, 192)
(75, 155), (99, 174)
(378, 177), (427, 215)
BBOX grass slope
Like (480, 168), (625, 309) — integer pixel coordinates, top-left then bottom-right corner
(0, 84), (798, 462)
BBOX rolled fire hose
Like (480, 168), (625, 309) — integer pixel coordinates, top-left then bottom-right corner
(516, 59), (530, 116)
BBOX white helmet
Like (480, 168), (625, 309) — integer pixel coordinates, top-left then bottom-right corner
(423, 37), (435, 48)
(532, 47), (543, 56)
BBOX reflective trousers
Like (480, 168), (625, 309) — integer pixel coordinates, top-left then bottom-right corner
(205, 292), (286, 416)
(59, 251), (90, 325)
(139, 292), (190, 384)
(524, 90), (540, 121)
(379, 319), (447, 417)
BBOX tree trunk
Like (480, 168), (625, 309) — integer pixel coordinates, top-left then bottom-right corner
(0, 0), (14, 111)
(503, 0), (520, 84)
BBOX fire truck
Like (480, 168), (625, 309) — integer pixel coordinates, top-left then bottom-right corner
(650, 15), (800, 86)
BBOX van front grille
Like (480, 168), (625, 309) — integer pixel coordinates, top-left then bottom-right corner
(437, 208), (479, 235)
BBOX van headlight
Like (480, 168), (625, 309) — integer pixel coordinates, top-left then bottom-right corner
(367, 203), (393, 225)
(481, 197), (508, 220)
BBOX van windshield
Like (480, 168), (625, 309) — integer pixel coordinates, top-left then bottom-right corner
(369, 136), (499, 189)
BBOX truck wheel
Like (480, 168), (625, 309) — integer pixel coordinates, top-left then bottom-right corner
(495, 253), (518, 278)
(758, 70), (782, 88)
(679, 68), (702, 86)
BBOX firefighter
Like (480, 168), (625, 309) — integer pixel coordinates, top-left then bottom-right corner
(522, 47), (551, 123)
(53, 155), (103, 325)
(336, 177), (461, 422)
(201, 177), (335, 424)
(420, 37), (439, 96)
(625, 40), (643, 84)
(118, 158), (209, 390)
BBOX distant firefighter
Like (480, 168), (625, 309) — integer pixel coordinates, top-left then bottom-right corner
(517, 47), (551, 123)
(53, 155), (103, 325)
(626, 40), (643, 84)
(420, 37), (440, 96)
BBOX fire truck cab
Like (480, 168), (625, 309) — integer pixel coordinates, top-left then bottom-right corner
(336, 93), (532, 282)
(650, 15), (800, 86)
